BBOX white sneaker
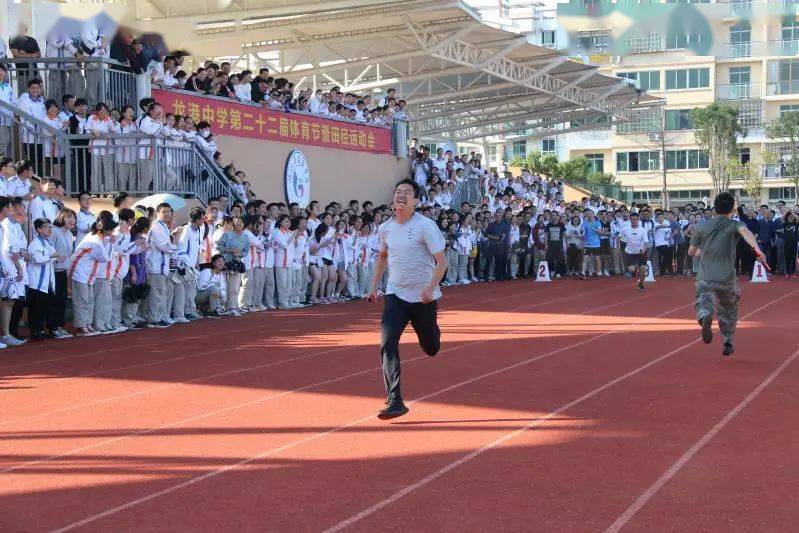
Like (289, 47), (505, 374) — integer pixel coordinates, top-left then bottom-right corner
(113, 325), (128, 333)
(460, 279), (471, 285)
(1, 335), (26, 346)
(172, 317), (190, 324)
(0, 342), (6, 349)
(228, 309), (241, 317)
(52, 329), (73, 339)
(163, 317), (176, 325)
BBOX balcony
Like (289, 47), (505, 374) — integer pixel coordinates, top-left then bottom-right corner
(729, 1), (752, 17)
(766, 80), (799, 96)
(772, 39), (799, 56)
(728, 41), (752, 58)
(716, 83), (760, 100)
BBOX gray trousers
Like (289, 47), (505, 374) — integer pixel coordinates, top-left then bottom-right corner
(168, 277), (185, 319)
(275, 267), (292, 308)
(92, 153), (115, 192)
(445, 249), (458, 282)
(250, 267), (266, 308)
(239, 269), (255, 308)
(0, 125), (11, 158)
(72, 280), (94, 329)
(225, 272), (242, 310)
(110, 277), (123, 329)
(183, 279), (198, 317)
(92, 278), (113, 331)
(116, 163), (137, 192)
(145, 273), (168, 323)
(456, 253), (469, 282)
(356, 263), (372, 297)
(263, 267), (276, 308)
(345, 263), (358, 298)
(138, 159), (154, 191)
(696, 280), (740, 344)
(195, 287), (223, 313)
(292, 267), (307, 305)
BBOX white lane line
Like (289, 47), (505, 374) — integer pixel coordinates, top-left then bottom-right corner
(605, 342), (799, 533)
(323, 289), (796, 533)
(51, 288), (682, 532)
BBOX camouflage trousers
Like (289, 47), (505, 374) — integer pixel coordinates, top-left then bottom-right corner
(695, 280), (740, 344)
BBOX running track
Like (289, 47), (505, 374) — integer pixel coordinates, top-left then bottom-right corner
(1, 278), (797, 532)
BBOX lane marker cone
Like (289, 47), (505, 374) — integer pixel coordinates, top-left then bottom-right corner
(645, 260), (655, 282)
(536, 261), (551, 282)
(750, 261), (769, 283)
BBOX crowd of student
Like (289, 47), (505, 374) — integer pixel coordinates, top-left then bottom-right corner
(152, 57), (408, 126)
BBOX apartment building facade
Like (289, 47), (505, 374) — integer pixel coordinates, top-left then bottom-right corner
(493, 0), (799, 207)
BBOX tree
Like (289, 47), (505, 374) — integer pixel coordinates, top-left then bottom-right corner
(559, 157), (589, 182)
(540, 155), (560, 178)
(765, 111), (799, 199)
(727, 157), (762, 204)
(587, 172), (617, 185)
(691, 103), (745, 195)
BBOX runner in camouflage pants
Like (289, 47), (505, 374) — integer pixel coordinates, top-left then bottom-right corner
(695, 280), (740, 345)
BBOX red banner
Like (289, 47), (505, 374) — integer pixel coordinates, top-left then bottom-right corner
(152, 89), (393, 154)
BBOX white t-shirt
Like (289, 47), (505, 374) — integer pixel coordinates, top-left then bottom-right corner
(378, 212), (445, 303)
(653, 222), (671, 247)
(621, 225), (649, 255)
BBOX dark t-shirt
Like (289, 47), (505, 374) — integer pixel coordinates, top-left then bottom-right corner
(546, 223), (565, 245)
(9, 36), (39, 73)
(690, 216), (743, 283)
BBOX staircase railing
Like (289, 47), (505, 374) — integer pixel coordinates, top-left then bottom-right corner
(0, 98), (242, 204)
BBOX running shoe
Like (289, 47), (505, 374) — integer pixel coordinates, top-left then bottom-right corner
(638, 279), (645, 291)
(1, 335), (27, 346)
(723, 342), (734, 356)
(699, 314), (713, 344)
(377, 401), (410, 420)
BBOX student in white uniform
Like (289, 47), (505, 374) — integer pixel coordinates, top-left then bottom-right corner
(50, 207), (76, 339)
(271, 214), (297, 309)
(42, 99), (67, 179)
(115, 105), (139, 192)
(108, 209), (139, 332)
(619, 212), (650, 291)
(290, 217), (309, 308)
(29, 177), (60, 223)
(3, 197), (29, 343)
(138, 103), (164, 192)
(145, 203), (176, 328)
(26, 218), (59, 340)
(17, 79), (46, 171)
(195, 254), (226, 317)
(85, 103), (120, 193)
(90, 210), (116, 333)
(0, 197), (21, 348)
(238, 215), (262, 311)
(355, 223), (373, 298)
(69, 213), (116, 336)
(75, 191), (95, 243)
(0, 64), (15, 157)
(178, 207), (204, 320)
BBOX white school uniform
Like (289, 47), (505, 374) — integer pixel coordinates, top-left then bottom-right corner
(76, 209), (96, 244)
(272, 227), (295, 308)
(27, 235), (56, 293)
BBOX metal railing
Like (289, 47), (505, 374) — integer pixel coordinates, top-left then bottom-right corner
(716, 83), (760, 100)
(1, 57), (138, 112)
(0, 98), (241, 204)
(766, 80), (799, 96)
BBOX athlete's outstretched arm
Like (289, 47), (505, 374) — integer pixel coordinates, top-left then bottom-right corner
(738, 225), (767, 264)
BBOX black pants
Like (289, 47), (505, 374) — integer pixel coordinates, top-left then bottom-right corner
(657, 245), (673, 275)
(493, 243), (508, 280)
(516, 248), (529, 277)
(27, 288), (53, 336)
(547, 246), (565, 276)
(47, 271), (69, 330)
(9, 298), (25, 338)
(785, 241), (797, 275)
(380, 294), (441, 402)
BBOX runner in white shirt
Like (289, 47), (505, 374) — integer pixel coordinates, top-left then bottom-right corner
(619, 212), (649, 291)
(367, 179), (447, 420)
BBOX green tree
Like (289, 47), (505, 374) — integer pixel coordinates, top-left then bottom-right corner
(559, 157), (590, 182)
(727, 158), (763, 204)
(690, 103), (745, 195)
(540, 155), (561, 178)
(587, 172), (617, 185)
(765, 111), (799, 199)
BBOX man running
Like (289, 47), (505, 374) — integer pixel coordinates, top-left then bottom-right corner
(368, 179), (447, 420)
(620, 212), (649, 290)
(688, 192), (766, 356)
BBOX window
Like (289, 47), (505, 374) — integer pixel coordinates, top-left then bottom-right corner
(665, 149), (709, 170)
(617, 71), (661, 91)
(666, 68), (710, 90)
(542, 139), (555, 155)
(577, 31), (610, 55)
(769, 187), (796, 200)
(541, 30), (556, 48)
(512, 141), (526, 160)
(782, 17), (799, 54)
(665, 109), (694, 130)
(778, 59), (799, 95)
(730, 22), (751, 57)
(739, 147), (751, 165)
(781, 104), (799, 116)
(585, 153), (604, 174)
(617, 151), (660, 172)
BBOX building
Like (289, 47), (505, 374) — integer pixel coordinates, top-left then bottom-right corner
(490, 0), (799, 207)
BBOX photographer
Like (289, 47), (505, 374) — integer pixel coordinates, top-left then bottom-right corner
(411, 149), (432, 190)
(214, 216), (248, 316)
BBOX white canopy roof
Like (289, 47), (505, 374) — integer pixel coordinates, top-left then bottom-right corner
(137, 0), (660, 142)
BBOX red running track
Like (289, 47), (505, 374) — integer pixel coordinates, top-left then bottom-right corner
(0, 278), (797, 532)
